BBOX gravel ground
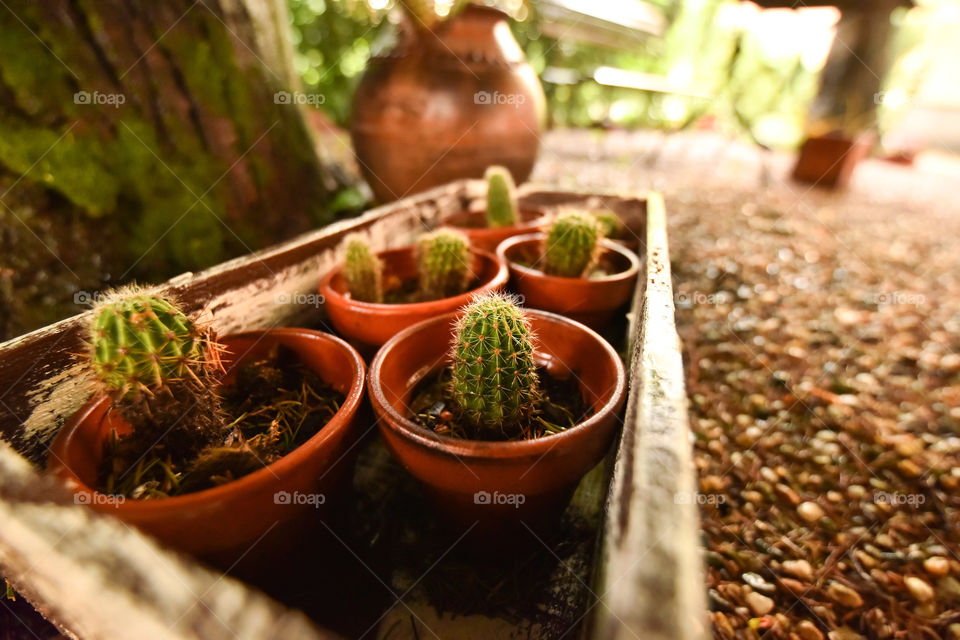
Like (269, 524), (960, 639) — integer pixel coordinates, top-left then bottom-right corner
(535, 130), (960, 639)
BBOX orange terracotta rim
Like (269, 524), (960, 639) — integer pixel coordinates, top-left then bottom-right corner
(318, 247), (509, 313)
(367, 310), (627, 460)
(496, 233), (641, 284)
(48, 328), (366, 512)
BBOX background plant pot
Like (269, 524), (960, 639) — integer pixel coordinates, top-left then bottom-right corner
(319, 246), (508, 347)
(497, 234), (640, 329)
(47, 328), (366, 567)
(350, 5), (546, 202)
(791, 133), (874, 189)
(368, 311), (626, 536)
(441, 207), (550, 253)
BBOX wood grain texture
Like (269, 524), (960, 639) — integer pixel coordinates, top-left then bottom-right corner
(589, 192), (708, 640)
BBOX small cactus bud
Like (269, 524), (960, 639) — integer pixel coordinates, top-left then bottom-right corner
(343, 234), (383, 303)
(88, 287), (225, 458)
(543, 211), (601, 278)
(484, 166), (519, 228)
(417, 228), (472, 300)
(450, 293), (540, 432)
(590, 209), (624, 239)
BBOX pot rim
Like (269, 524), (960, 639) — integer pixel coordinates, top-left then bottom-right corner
(319, 246), (508, 312)
(49, 328), (366, 509)
(497, 233), (641, 284)
(368, 309), (627, 459)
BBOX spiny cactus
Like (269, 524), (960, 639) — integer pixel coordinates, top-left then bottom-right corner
(450, 293), (540, 433)
(590, 209), (624, 239)
(484, 166), (519, 228)
(343, 234), (383, 303)
(543, 211), (601, 278)
(88, 287), (226, 458)
(417, 228), (472, 300)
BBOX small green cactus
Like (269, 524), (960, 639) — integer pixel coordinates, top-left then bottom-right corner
(343, 234), (383, 303)
(590, 209), (624, 239)
(417, 228), (472, 300)
(88, 287), (225, 456)
(484, 166), (519, 228)
(543, 211), (601, 278)
(450, 293), (540, 433)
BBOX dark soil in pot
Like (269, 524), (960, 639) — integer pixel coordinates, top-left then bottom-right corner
(99, 343), (345, 499)
(408, 366), (592, 441)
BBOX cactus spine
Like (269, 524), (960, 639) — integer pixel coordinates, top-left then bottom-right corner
(450, 293), (540, 433)
(543, 211), (601, 278)
(343, 234), (383, 303)
(417, 228), (472, 300)
(88, 287), (225, 458)
(484, 166), (519, 228)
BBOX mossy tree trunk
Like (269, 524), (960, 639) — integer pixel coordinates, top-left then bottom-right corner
(0, 0), (351, 339)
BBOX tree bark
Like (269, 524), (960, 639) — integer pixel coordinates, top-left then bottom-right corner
(0, 0), (350, 339)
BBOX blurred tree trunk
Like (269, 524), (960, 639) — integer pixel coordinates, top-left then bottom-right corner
(0, 0), (352, 339)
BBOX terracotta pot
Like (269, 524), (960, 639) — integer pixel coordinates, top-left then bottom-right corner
(319, 246), (508, 347)
(791, 133), (873, 189)
(47, 329), (366, 564)
(441, 207), (550, 254)
(350, 5), (546, 202)
(497, 234), (640, 329)
(368, 311), (626, 535)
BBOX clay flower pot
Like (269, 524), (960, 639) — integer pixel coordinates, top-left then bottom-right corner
(441, 207), (550, 254)
(350, 5), (546, 202)
(368, 311), (626, 535)
(791, 133), (874, 189)
(319, 246), (508, 347)
(496, 233), (640, 329)
(47, 328), (366, 564)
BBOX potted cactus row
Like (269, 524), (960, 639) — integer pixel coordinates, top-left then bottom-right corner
(320, 228), (509, 346)
(369, 293), (626, 532)
(497, 211), (640, 329)
(48, 288), (366, 561)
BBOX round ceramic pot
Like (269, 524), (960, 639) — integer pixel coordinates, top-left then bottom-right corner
(440, 207), (550, 254)
(47, 328), (366, 564)
(350, 5), (546, 202)
(319, 246), (508, 347)
(368, 311), (626, 535)
(497, 234), (640, 329)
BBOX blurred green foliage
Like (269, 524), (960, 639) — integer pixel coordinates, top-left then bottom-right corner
(288, 0), (939, 149)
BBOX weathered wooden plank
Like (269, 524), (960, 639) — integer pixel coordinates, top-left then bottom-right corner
(588, 192), (708, 640)
(0, 442), (339, 640)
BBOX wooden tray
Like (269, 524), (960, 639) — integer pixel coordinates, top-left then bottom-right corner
(0, 181), (706, 640)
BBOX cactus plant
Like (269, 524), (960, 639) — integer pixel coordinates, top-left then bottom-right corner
(484, 166), (520, 228)
(417, 228), (472, 300)
(450, 293), (540, 433)
(590, 209), (624, 239)
(543, 211), (601, 278)
(343, 234), (383, 303)
(88, 287), (226, 457)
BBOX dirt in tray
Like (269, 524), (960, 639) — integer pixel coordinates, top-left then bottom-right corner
(408, 366), (592, 441)
(98, 344), (344, 499)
